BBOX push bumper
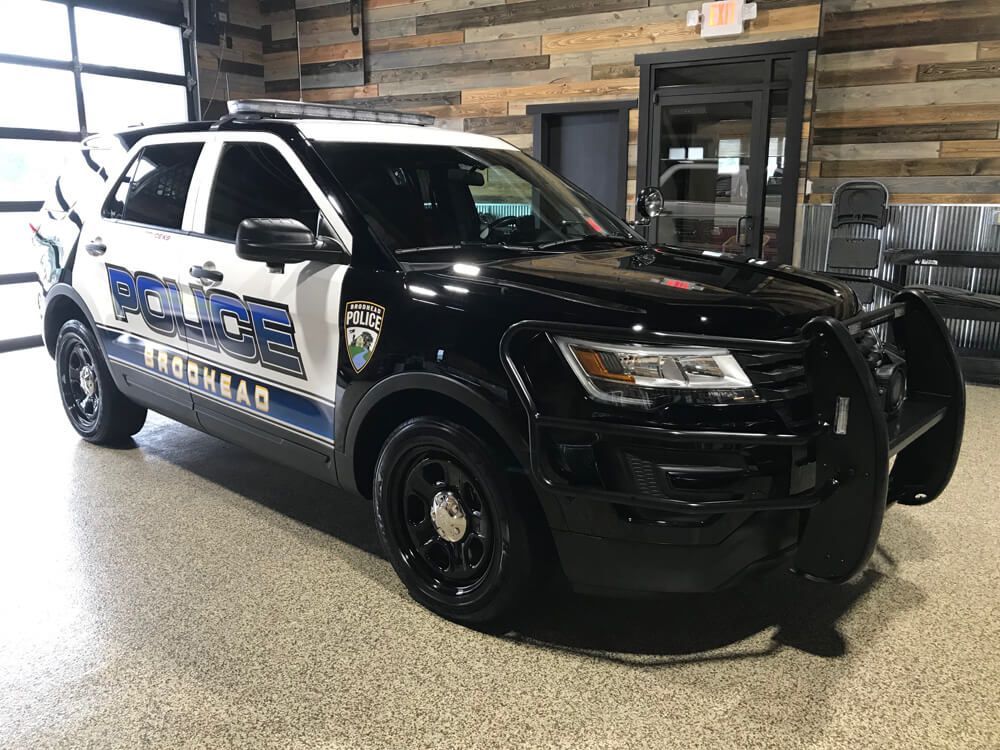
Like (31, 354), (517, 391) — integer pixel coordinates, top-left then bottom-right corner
(501, 289), (965, 592)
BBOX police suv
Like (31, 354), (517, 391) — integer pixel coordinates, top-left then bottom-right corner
(36, 99), (965, 627)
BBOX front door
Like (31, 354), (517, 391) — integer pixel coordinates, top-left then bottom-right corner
(179, 134), (350, 475)
(638, 40), (812, 263)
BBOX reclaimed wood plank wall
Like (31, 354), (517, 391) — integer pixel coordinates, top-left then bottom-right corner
(197, 0), (266, 118)
(258, 0), (821, 215)
(262, 0), (367, 95)
(809, 0), (1000, 204)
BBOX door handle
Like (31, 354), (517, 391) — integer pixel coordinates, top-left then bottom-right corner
(85, 238), (106, 256)
(190, 264), (223, 285)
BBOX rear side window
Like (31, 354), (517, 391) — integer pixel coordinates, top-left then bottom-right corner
(205, 142), (321, 241)
(103, 142), (202, 230)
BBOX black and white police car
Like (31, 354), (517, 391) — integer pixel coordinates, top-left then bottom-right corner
(35, 99), (965, 627)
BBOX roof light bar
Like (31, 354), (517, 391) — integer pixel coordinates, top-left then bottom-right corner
(226, 99), (435, 126)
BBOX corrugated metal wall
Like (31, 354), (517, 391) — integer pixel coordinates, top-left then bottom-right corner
(800, 203), (1000, 361)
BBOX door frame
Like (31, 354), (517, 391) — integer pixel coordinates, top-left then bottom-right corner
(527, 99), (636, 217)
(635, 38), (815, 263)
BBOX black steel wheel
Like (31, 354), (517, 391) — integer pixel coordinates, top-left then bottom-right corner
(396, 451), (495, 596)
(55, 319), (147, 443)
(59, 332), (102, 433)
(373, 418), (544, 629)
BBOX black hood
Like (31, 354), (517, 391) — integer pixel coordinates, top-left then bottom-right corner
(413, 244), (859, 340)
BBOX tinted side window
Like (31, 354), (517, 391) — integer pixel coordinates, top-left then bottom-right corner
(104, 142), (202, 230)
(206, 143), (321, 241)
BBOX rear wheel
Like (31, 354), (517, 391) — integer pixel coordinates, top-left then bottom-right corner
(373, 418), (543, 629)
(55, 319), (146, 444)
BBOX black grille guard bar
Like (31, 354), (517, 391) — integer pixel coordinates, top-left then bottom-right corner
(500, 289), (965, 584)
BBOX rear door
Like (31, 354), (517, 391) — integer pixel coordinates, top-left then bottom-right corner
(73, 136), (206, 419)
(179, 132), (351, 478)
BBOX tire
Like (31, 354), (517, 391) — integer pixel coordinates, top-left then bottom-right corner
(373, 417), (544, 630)
(55, 319), (147, 444)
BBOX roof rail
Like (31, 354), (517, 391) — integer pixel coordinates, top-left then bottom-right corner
(224, 99), (435, 126)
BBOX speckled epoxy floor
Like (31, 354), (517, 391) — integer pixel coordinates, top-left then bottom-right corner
(1, 346), (998, 749)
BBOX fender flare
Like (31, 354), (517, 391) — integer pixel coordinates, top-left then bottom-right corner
(336, 372), (529, 495)
(42, 283), (102, 356)
(41, 283), (136, 398)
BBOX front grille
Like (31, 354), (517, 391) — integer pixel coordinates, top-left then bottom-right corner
(626, 451), (662, 496)
(735, 350), (813, 432)
(736, 350), (809, 400)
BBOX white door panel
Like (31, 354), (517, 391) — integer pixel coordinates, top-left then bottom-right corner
(177, 236), (346, 447)
(74, 218), (207, 381)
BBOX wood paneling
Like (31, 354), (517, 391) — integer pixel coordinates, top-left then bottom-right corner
(541, 6), (819, 54)
(462, 78), (640, 105)
(809, 0), (1000, 202)
(816, 65), (916, 88)
(940, 139), (1000, 158)
(917, 60), (1000, 82)
(814, 103), (1000, 129)
(369, 56), (551, 86)
(813, 122), (999, 145)
(462, 116), (534, 135)
(302, 84), (379, 102)
(300, 41), (364, 65)
(817, 79), (1000, 112)
(818, 42), (978, 71)
(824, 0), (998, 31)
(415, 0), (649, 35)
(197, 0), (266, 108)
(811, 176), (1000, 194)
(823, 16), (1000, 54)
(811, 142), (942, 160)
(366, 31), (463, 54)
(820, 158), (1000, 177)
(592, 62), (639, 80)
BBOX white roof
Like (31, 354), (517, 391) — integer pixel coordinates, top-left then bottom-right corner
(294, 119), (517, 149)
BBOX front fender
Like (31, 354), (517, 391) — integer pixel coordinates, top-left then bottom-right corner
(335, 371), (530, 494)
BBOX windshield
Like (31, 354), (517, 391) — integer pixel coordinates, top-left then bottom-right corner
(312, 142), (640, 257)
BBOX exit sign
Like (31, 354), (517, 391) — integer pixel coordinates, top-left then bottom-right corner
(686, 0), (758, 38)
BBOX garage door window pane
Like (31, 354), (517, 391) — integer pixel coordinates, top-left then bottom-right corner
(0, 0), (71, 61)
(75, 8), (184, 76)
(0, 213), (42, 340)
(0, 65), (79, 131)
(0, 141), (77, 202)
(82, 75), (188, 133)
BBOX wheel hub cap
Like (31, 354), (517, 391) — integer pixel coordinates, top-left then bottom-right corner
(79, 365), (97, 397)
(430, 490), (467, 542)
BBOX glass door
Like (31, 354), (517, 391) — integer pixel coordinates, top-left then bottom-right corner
(648, 91), (766, 257)
(636, 40), (814, 263)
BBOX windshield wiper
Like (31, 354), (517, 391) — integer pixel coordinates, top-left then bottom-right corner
(396, 241), (536, 257)
(538, 234), (648, 251)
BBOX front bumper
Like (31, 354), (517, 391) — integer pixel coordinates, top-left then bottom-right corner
(502, 289), (965, 592)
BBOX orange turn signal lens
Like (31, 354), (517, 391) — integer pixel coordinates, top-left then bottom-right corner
(570, 346), (635, 383)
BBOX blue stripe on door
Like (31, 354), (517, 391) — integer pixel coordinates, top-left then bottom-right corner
(99, 327), (335, 445)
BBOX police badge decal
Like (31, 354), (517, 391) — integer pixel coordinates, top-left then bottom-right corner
(344, 301), (385, 373)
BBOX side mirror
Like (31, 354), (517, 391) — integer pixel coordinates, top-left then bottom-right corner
(634, 187), (664, 226)
(236, 218), (347, 271)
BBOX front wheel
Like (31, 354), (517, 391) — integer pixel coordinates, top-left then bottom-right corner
(55, 319), (146, 444)
(373, 418), (543, 629)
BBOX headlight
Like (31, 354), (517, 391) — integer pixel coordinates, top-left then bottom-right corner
(554, 336), (757, 407)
